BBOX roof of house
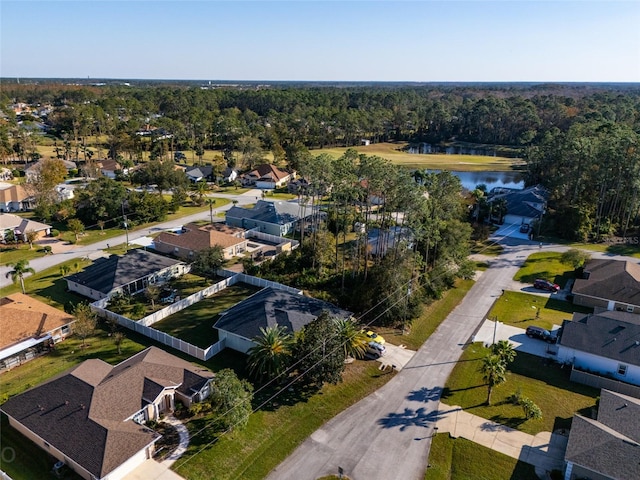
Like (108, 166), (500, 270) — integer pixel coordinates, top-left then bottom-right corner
(214, 287), (351, 340)
(0, 293), (74, 350)
(185, 166), (213, 179)
(0, 184), (31, 204)
(245, 164), (291, 182)
(66, 249), (183, 295)
(26, 159), (77, 173)
(226, 200), (311, 226)
(154, 223), (246, 252)
(0, 347), (213, 479)
(572, 259), (640, 306)
(491, 184), (548, 218)
(98, 159), (121, 172)
(565, 390), (640, 480)
(559, 310), (640, 367)
(0, 213), (51, 233)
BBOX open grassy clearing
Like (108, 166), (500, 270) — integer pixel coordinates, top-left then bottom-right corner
(513, 251), (574, 288)
(173, 360), (396, 480)
(424, 433), (539, 480)
(310, 142), (523, 171)
(489, 291), (592, 331)
(380, 279), (475, 350)
(153, 283), (261, 348)
(442, 344), (598, 435)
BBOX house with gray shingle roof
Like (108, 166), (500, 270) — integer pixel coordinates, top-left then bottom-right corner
(564, 390), (640, 480)
(0, 346), (214, 480)
(488, 184), (548, 232)
(66, 249), (187, 301)
(572, 259), (640, 314)
(225, 199), (313, 236)
(557, 310), (640, 387)
(214, 287), (351, 353)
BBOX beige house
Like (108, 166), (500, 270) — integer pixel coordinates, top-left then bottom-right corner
(0, 212), (51, 242)
(0, 183), (33, 212)
(154, 222), (247, 260)
(1, 347), (214, 480)
(0, 293), (75, 371)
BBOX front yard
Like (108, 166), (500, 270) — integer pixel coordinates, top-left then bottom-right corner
(441, 344), (599, 435)
(513, 251), (573, 287)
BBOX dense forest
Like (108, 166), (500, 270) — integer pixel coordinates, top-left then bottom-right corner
(1, 82), (639, 242)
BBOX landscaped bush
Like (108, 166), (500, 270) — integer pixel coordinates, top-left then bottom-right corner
(50, 229), (60, 237)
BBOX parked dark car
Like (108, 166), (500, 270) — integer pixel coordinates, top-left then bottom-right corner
(533, 279), (560, 292)
(519, 223), (530, 233)
(526, 326), (556, 343)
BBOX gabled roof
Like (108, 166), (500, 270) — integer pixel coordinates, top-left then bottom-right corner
(0, 213), (50, 233)
(573, 259), (640, 306)
(185, 165), (213, 179)
(0, 184), (31, 203)
(565, 391), (640, 480)
(214, 287), (351, 340)
(559, 311), (640, 367)
(0, 293), (74, 350)
(98, 159), (121, 172)
(66, 249), (183, 295)
(0, 347), (213, 479)
(491, 184), (548, 217)
(245, 164), (291, 182)
(154, 223), (245, 252)
(226, 200), (311, 226)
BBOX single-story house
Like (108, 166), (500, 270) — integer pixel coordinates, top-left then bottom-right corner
(55, 183), (75, 201)
(0, 293), (75, 371)
(214, 286), (351, 354)
(25, 159), (77, 181)
(225, 200), (313, 236)
(185, 165), (215, 183)
(154, 222), (247, 260)
(219, 167), (238, 183)
(0, 212), (51, 242)
(0, 347), (213, 480)
(97, 159), (123, 179)
(564, 389), (640, 480)
(0, 182), (33, 212)
(241, 164), (295, 189)
(66, 249), (187, 301)
(572, 259), (640, 313)
(489, 184), (548, 228)
(556, 310), (640, 387)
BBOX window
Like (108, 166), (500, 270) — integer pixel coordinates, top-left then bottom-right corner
(132, 411), (145, 424)
(61, 325), (70, 334)
(626, 305), (634, 313)
(618, 364), (628, 376)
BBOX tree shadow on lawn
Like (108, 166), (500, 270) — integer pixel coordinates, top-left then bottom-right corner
(440, 384), (485, 401)
(489, 414), (526, 430)
(252, 380), (319, 412)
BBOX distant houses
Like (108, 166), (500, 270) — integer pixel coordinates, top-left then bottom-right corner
(0, 182), (33, 212)
(241, 164), (295, 189)
(0, 212), (51, 242)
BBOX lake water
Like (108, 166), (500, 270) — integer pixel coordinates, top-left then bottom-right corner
(426, 170), (525, 191)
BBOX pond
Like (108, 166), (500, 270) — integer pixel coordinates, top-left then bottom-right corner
(426, 170), (525, 191)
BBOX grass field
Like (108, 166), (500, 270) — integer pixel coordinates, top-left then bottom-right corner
(442, 344), (598, 435)
(513, 252), (573, 287)
(489, 291), (592, 331)
(425, 433), (539, 480)
(153, 283), (261, 348)
(310, 142), (523, 171)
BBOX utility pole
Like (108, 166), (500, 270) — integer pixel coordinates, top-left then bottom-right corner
(122, 201), (129, 252)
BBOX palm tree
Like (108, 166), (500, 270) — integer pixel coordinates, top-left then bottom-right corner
(247, 325), (294, 383)
(6, 259), (35, 294)
(480, 354), (507, 406)
(205, 198), (217, 224)
(334, 318), (368, 359)
(490, 340), (516, 365)
(60, 264), (71, 277)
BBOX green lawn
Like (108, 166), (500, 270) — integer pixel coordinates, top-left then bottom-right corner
(441, 344), (598, 435)
(173, 361), (396, 480)
(380, 279), (475, 350)
(153, 283), (261, 348)
(513, 252), (573, 287)
(470, 239), (504, 256)
(0, 243), (48, 266)
(489, 291), (592, 331)
(425, 434), (539, 480)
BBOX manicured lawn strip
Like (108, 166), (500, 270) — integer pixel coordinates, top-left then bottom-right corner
(489, 291), (591, 331)
(442, 344), (598, 435)
(173, 361), (395, 480)
(512, 252), (573, 287)
(153, 283), (261, 348)
(567, 242), (640, 258)
(381, 279), (475, 350)
(470, 239), (504, 256)
(0, 258), (91, 309)
(0, 244), (48, 265)
(424, 433), (539, 480)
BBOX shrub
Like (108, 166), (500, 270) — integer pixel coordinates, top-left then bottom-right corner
(50, 229), (60, 237)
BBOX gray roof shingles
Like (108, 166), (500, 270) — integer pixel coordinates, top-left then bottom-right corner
(226, 200), (311, 226)
(214, 287), (351, 340)
(572, 259), (640, 306)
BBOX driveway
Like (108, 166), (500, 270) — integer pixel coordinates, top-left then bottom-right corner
(377, 343), (416, 371)
(473, 320), (562, 358)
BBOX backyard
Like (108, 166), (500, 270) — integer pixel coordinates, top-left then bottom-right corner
(152, 283), (261, 348)
(441, 344), (599, 435)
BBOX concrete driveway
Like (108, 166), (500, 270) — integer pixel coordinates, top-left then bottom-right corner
(377, 343), (416, 371)
(473, 320), (562, 358)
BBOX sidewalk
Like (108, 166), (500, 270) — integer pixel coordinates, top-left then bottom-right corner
(435, 402), (568, 473)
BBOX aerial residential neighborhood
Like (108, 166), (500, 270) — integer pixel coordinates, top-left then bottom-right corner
(1, 2), (639, 476)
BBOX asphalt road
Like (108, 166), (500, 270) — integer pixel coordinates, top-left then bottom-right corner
(0, 190), (261, 288)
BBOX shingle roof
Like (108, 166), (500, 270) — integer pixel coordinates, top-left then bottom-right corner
(0, 185), (31, 204)
(214, 287), (351, 340)
(66, 249), (183, 295)
(0, 347), (213, 479)
(572, 259), (640, 306)
(0, 293), (74, 350)
(565, 391), (640, 480)
(246, 164), (291, 182)
(491, 184), (548, 217)
(154, 223), (245, 252)
(0, 213), (51, 233)
(185, 166), (213, 179)
(226, 200), (311, 226)
(559, 311), (640, 367)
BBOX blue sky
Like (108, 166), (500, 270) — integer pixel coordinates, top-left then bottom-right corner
(1, 1), (639, 82)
